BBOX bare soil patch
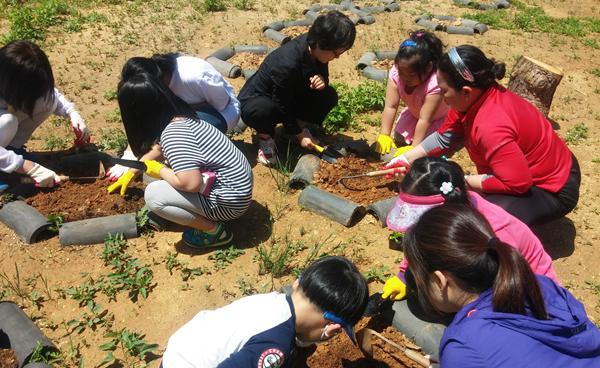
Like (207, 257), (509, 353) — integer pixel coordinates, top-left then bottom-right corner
(315, 156), (400, 205)
(280, 26), (309, 39)
(306, 318), (422, 368)
(25, 179), (145, 222)
(0, 349), (18, 368)
(228, 52), (267, 70)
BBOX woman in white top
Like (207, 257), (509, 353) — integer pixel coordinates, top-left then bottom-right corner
(0, 40), (90, 188)
(107, 53), (241, 181)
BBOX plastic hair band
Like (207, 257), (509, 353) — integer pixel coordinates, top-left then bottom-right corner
(400, 39), (417, 48)
(448, 47), (475, 83)
(323, 311), (356, 344)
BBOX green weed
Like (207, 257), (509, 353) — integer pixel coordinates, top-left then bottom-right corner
(564, 123), (588, 145)
(105, 108), (122, 123)
(592, 158), (600, 164)
(591, 69), (600, 77)
(209, 246), (245, 270)
(256, 236), (305, 277)
(363, 265), (391, 284)
(44, 134), (70, 151)
(164, 252), (210, 282)
(136, 207), (152, 235)
(237, 279), (258, 296)
(64, 11), (107, 33)
(389, 231), (404, 242)
(99, 328), (159, 367)
(67, 301), (114, 334)
(0, 263), (29, 304)
(199, 0), (226, 12)
(29, 341), (62, 365)
(103, 89), (118, 101)
(47, 213), (64, 233)
(232, 0), (254, 10)
(3, 0), (71, 43)
(323, 81), (386, 133)
(97, 127), (128, 156)
(267, 140), (295, 194)
(583, 38), (600, 49)
(62, 275), (102, 307)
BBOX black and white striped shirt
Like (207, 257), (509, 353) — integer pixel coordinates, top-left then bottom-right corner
(160, 118), (253, 220)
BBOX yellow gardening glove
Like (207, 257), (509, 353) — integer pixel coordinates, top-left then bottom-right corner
(381, 276), (407, 301)
(107, 171), (136, 196)
(375, 134), (396, 154)
(393, 145), (413, 157)
(144, 160), (165, 179)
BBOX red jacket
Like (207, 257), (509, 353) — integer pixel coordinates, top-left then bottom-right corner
(438, 84), (572, 193)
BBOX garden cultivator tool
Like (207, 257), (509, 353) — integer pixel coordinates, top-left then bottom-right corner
(337, 167), (406, 190)
(357, 328), (430, 367)
(22, 161), (106, 183)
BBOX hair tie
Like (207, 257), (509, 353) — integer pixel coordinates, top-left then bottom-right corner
(448, 48), (475, 83)
(414, 31), (425, 38)
(440, 182), (453, 195)
(488, 237), (499, 248)
(401, 39), (417, 48)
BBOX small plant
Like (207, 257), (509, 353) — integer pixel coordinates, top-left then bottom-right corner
(103, 89), (118, 101)
(47, 213), (65, 233)
(97, 127), (128, 156)
(164, 252), (209, 281)
(256, 236), (304, 277)
(200, 0), (227, 12)
(266, 140), (295, 193)
(62, 276), (102, 307)
(44, 134), (70, 151)
(592, 68), (600, 77)
(237, 279), (258, 296)
(67, 301), (114, 334)
(592, 158), (600, 164)
(363, 265), (391, 284)
(232, 0), (254, 10)
(136, 207), (152, 235)
(209, 246), (245, 270)
(0, 263), (29, 304)
(564, 122), (588, 145)
(99, 328), (159, 367)
(29, 341), (62, 365)
(389, 231), (404, 241)
(3, 0), (72, 43)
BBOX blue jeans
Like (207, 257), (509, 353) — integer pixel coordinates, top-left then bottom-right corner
(193, 104), (227, 134)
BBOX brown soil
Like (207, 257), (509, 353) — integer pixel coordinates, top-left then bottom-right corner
(373, 59), (394, 70)
(0, 349), (18, 368)
(25, 178), (145, 222)
(280, 25), (309, 39)
(228, 52), (267, 71)
(306, 318), (422, 368)
(314, 156), (400, 205)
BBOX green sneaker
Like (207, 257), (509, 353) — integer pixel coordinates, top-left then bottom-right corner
(182, 223), (232, 249)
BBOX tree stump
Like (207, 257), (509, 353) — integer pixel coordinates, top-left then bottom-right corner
(508, 56), (563, 116)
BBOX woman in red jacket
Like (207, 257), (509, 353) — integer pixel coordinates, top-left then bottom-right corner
(386, 45), (580, 225)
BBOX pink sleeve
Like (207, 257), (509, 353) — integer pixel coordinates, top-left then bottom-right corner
(389, 65), (400, 87)
(398, 258), (408, 278)
(425, 72), (442, 96)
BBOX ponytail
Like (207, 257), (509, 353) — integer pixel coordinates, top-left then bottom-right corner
(395, 29), (444, 80)
(491, 240), (547, 319)
(403, 204), (547, 319)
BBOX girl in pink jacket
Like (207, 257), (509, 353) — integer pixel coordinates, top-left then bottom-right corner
(382, 157), (557, 301)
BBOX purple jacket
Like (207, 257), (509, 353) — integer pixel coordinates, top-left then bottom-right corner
(440, 276), (600, 367)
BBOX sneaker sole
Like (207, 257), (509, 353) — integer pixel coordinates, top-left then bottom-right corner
(182, 231), (234, 250)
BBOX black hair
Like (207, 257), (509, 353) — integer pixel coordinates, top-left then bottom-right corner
(307, 11), (356, 51)
(0, 40), (55, 117)
(151, 53), (179, 80)
(401, 157), (468, 204)
(438, 45), (506, 90)
(395, 29), (444, 80)
(403, 204), (547, 319)
(117, 73), (196, 157)
(120, 57), (163, 85)
(298, 256), (369, 326)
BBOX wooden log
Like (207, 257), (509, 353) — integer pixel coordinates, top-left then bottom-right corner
(508, 56), (563, 116)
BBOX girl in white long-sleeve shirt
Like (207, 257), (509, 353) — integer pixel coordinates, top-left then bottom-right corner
(0, 40), (90, 188)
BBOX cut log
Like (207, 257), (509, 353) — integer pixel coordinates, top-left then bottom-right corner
(508, 56), (563, 116)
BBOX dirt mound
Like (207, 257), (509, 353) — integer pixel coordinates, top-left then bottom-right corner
(228, 52), (266, 70)
(314, 156), (400, 205)
(0, 349), (18, 368)
(306, 318), (423, 368)
(25, 178), (145, 222)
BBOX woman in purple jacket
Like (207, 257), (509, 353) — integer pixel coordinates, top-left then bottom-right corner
(404, 204), (600, 367)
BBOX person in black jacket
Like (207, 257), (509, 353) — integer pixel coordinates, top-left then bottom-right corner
(238, 11), (356, 166)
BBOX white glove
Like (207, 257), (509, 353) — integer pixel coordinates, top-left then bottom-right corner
(69, 111), (90, 145)
(26, 163), (61, 188)
(107, 149), (137, 181)
(384, 153), (410, 169)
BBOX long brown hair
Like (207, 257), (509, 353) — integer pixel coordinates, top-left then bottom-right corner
(403, 203), (547, 319)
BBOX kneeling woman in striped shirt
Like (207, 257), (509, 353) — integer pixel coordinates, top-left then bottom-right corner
(113, 73), (253, 248)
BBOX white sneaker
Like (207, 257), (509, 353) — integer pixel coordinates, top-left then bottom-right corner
(257, 138), (278, 166)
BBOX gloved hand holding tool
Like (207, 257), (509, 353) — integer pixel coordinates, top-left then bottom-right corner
(337, 167), (406, 190)
(107, 149), (137, 181)
(22, 161), (106, 187)
(69, 111), (91, 146)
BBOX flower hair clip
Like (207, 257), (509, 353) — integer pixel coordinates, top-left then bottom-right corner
(440, 182), (453, 195)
